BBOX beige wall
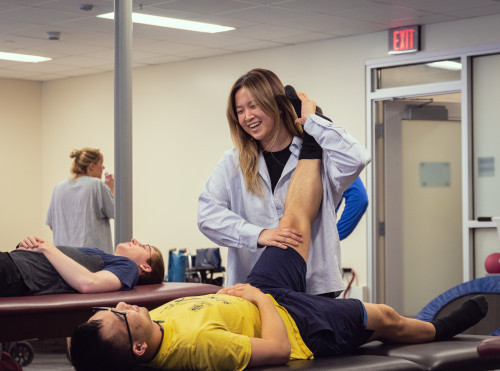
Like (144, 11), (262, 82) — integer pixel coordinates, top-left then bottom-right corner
(0, 78), (41, 249)
(40, 74), (115, 240)
(2, 13), (500, 287)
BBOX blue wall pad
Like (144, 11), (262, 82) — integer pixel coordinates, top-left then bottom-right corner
(415, 276), (500, 335)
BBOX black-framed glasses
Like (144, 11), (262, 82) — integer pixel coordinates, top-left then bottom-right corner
(93, 307), (135, 360)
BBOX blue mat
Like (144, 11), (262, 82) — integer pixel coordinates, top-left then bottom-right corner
(415, 276), (500, 335)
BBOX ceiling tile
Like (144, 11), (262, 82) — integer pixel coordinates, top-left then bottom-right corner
(0, 0), (499, 81)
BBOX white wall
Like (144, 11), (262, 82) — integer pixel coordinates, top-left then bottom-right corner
(38, 32), (382, 285)
(2, 13), (500, 287)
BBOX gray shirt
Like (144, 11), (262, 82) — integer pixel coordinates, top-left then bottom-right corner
(46, 176), (114, 253)
(11, 246), (105, 295)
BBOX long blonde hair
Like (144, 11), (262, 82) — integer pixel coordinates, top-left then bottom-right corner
(226, 69), (302, 197)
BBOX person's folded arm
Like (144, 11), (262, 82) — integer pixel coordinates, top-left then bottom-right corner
(219, 284), (291, 367)
(18, 236), (122, 293)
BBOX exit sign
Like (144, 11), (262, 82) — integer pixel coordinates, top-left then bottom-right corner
(388, 25), (420, 54)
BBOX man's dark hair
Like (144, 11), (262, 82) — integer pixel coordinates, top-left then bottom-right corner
(70, 320), (139, 371)
(138, 245), (165, 285)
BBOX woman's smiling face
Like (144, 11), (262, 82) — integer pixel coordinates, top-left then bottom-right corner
(235, 87), (277, 148)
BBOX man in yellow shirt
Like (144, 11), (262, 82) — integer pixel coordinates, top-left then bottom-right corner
(70, 92), (488, 371)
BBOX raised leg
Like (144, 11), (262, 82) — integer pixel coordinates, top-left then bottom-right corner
(278, 159), (322, 262)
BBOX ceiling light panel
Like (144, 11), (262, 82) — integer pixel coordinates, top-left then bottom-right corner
(98, 12), (235, 33)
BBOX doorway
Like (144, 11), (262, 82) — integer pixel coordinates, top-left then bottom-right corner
(374, 93), (463, 316)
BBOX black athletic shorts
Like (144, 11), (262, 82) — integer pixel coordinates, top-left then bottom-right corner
(246, 246), (373, 356)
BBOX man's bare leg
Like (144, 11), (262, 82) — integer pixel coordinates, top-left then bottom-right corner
(364, 303), (436, 343)
(278, 159), (322, 262)
(365, 295), (488, 344)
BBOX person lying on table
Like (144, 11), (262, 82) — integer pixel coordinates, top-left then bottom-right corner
(70, 92), (488, 371)
(0, 236), (164, 296)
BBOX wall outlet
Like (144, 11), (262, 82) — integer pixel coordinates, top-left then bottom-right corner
(344, 286), (368, 301)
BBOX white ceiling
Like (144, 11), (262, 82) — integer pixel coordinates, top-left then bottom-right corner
(1, 0), (500, 81)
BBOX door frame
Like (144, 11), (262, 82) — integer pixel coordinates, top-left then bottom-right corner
(365, 42), (500, 303)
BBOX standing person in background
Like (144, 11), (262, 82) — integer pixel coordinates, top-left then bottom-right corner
(46, 147), (115, 253)
(198, 68), (370, 297)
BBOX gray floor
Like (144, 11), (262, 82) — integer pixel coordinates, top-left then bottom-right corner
(23, 352), (74, 371)
(13, 338), (74, 371)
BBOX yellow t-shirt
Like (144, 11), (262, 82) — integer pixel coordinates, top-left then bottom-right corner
(146, 293), (313, 371)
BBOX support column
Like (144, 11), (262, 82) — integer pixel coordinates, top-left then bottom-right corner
(114, 0), (133, 244)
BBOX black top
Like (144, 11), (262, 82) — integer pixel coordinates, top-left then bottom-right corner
(263, 143), (292, 192)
